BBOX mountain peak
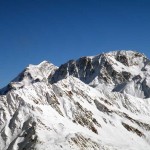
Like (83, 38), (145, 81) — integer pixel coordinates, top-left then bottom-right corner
(50, 50), (144, 82)
(1, 50), (150, 150)
(50, 50), (150, 98)
(0, 61), (57, 94)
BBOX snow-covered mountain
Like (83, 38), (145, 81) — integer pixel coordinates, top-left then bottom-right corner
(0, 50), (150, 150)
(0, 61), (57, 95)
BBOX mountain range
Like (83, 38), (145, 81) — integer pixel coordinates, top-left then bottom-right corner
(0, 50), (150, 150)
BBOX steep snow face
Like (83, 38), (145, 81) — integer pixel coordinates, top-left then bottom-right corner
(0, 50), (150, 150)
(0, 61), (58, 94)
(50, 50), (150, 98)
(1, 76), (150, 150)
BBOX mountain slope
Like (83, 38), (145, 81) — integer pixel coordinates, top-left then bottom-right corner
(0, 61), (57, 94)
(0, 50), (150, 150)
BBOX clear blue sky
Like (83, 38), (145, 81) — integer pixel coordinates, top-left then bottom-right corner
(0, 0), (150, 87)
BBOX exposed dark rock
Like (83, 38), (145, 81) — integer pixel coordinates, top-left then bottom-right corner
(116, 55), (129, 66)
(71, 134), (100, 150)
(94, 100), (112, 114)
(74, 102), (99, 134)
(122, 122), (145, 137)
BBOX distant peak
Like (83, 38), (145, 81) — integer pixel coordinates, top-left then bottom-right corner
(106, 50), (146, 57)
(0, 60), (58, 94)
(38, 60), (51, 66)
(27, 60), (54, 68)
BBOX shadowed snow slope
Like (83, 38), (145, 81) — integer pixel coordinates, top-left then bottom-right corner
(0, 50), (150, 150)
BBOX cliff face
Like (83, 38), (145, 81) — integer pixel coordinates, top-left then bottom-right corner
(51, 50), (150, 98)
(0, 50), (150, 150)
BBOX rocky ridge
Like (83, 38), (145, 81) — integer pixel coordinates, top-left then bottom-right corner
(0, 50), (150, 150)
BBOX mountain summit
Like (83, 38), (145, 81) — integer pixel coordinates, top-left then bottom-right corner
(50, 50), (150, 98)
(0, 50), (150, 150)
